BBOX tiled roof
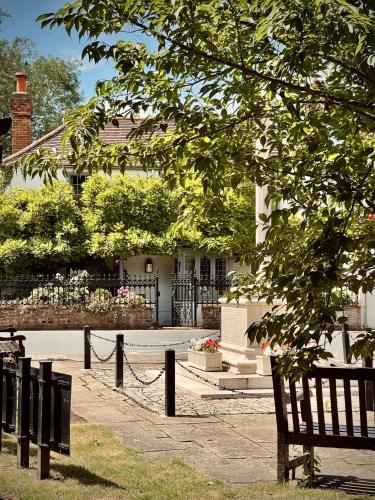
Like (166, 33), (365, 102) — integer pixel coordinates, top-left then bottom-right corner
(3, 117), (174, 165)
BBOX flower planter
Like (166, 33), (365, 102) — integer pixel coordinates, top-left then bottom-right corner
(256, 355), (272, 376)
(188, 350), (223, 372)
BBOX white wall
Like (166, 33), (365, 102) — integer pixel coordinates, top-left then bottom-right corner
(8, 168), (160, 190)
(124, 255), (174, 325)
(361, 292), (375, 329)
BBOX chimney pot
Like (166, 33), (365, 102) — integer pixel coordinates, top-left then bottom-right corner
(15, 72), (27, 93)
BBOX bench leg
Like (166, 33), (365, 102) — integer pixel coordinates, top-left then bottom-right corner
(303, 446), (314, 480)
(277, 434), (289, 482)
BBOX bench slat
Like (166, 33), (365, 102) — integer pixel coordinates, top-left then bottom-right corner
(289, 381), (300, 432)
(358, 379), (368, 437)
(329, 378), (340, 435)
(302, 376), (313, 434)
(343, 379), (354, 436)
(315, 377), (326, 435)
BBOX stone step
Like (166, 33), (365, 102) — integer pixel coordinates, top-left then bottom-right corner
(176, 362), (274, 390)
(175, 370), (274, 399)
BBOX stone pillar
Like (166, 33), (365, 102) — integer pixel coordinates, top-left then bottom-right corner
(11, 73), (32, 155)
(220, 298), (285, 374)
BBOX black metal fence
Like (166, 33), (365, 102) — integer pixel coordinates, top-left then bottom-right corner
(0, 273), (159, 322)
(171, 273), (231, 326)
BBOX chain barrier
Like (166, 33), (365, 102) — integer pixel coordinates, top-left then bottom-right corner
(123, 348), (165, 385)
(88, 337), (117, 363)
(90, 332), (116, 343)
(90, 331), (219, 348)
(176, 361), (260, 397)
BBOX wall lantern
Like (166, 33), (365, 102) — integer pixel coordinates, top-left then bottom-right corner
(145, 258), (153, 273)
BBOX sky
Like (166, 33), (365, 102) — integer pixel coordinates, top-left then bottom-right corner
(0, 0), (138, 100)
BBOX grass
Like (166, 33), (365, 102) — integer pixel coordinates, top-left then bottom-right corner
(0, 423), (369, 499)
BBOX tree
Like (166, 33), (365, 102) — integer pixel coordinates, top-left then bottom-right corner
(0, 11), (82, 157)
(81, 174), (177, 256)
(20, 0), (375, 374)
(81, 174), (255, 258)
(0, 182), (85, 274)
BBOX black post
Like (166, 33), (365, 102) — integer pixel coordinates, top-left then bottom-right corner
(193, 271), (198, 327)
(155, 272), (160, 326)
(9, 327), (17, 337)
(16, 357), (31, 468)
(38, 361), (52, 480)
(84, 325), (91, 369)
(115, 334), (124, 388)
(165, 349), (175, 417)
(341, 323), (351, 364)
(0, 354), (3, 451)
(363, 357), (374, 411)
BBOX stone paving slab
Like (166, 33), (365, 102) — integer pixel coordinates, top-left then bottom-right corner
(52, 360), (375, 487)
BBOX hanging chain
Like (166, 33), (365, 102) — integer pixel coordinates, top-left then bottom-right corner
(123, 348), (165, 385)
(90, 332), (116, 343)
(176, 361), (262, 397)
(88, 337), (117, 363)
(90, 331), (219, 348)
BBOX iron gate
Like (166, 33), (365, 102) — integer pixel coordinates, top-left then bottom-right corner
(171, 273), (231, 326)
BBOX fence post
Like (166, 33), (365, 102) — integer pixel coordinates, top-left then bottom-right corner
(363, 357), (374, 411)
(84, 325), (91, 369)
(155, 272), (160, 326)
(115, 334), (124, 388)
(16, 357), (31, 468)
(193, 271), (198, 327)
(0, 354), (3, 451)
(341, 323), (351, 364)
(165, 349), (175, 417)
(38, 361), (52, 480)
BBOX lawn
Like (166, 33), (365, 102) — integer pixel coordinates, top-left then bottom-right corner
(0, 422), (367, 499)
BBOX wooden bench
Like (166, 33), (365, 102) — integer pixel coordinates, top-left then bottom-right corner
(0, 327), (25, 359)
(271, 356), (375, 482)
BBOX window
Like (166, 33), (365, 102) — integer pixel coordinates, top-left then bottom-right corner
(200, 256), (211, 281)
(215, 258), (226, 280)
(69, 174), (88, 195)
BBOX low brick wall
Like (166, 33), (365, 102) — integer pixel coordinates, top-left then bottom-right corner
(201, 304), (221, 329)
(0, 304), (154, 330)
(343, 305), (361, 330)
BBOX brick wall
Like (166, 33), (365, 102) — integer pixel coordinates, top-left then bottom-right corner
(201, 304), (221, 329)
(0, 304), (153, 330)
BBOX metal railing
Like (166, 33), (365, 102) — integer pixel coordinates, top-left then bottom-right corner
(0, 273), (159, 323)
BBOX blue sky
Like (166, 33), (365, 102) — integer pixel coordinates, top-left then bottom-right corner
(0, 0), (139, 100)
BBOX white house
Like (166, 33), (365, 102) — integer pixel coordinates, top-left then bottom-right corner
(2, 73), (250, 325)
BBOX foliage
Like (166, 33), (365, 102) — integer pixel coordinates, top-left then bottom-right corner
(81, 174), (177, 256)
(0, 11), (82, 161)
(115, 286), (145, 306)
(20, 0), (375, 375)
(171, 180), (255, 259)
(81, 173), (254, 258)
(0, 182), (85, 273)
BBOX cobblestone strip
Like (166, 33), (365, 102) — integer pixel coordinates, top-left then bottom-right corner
(89, 367), (277, 416)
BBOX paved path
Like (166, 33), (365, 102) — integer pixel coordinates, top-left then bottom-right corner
(51, 360), (375, 488)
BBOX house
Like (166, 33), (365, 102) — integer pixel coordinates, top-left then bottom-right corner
(1, 73), (250, 326)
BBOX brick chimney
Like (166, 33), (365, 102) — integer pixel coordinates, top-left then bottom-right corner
(10, 72), (32, 154)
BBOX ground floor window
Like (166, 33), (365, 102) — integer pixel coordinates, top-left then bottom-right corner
(70, 174), (88, 195)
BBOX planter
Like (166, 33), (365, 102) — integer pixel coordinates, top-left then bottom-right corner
(256, 355), (272, 376)
(188, 350), (223, 372)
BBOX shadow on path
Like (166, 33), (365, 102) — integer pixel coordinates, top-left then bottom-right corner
(316, 474), (375, 497)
